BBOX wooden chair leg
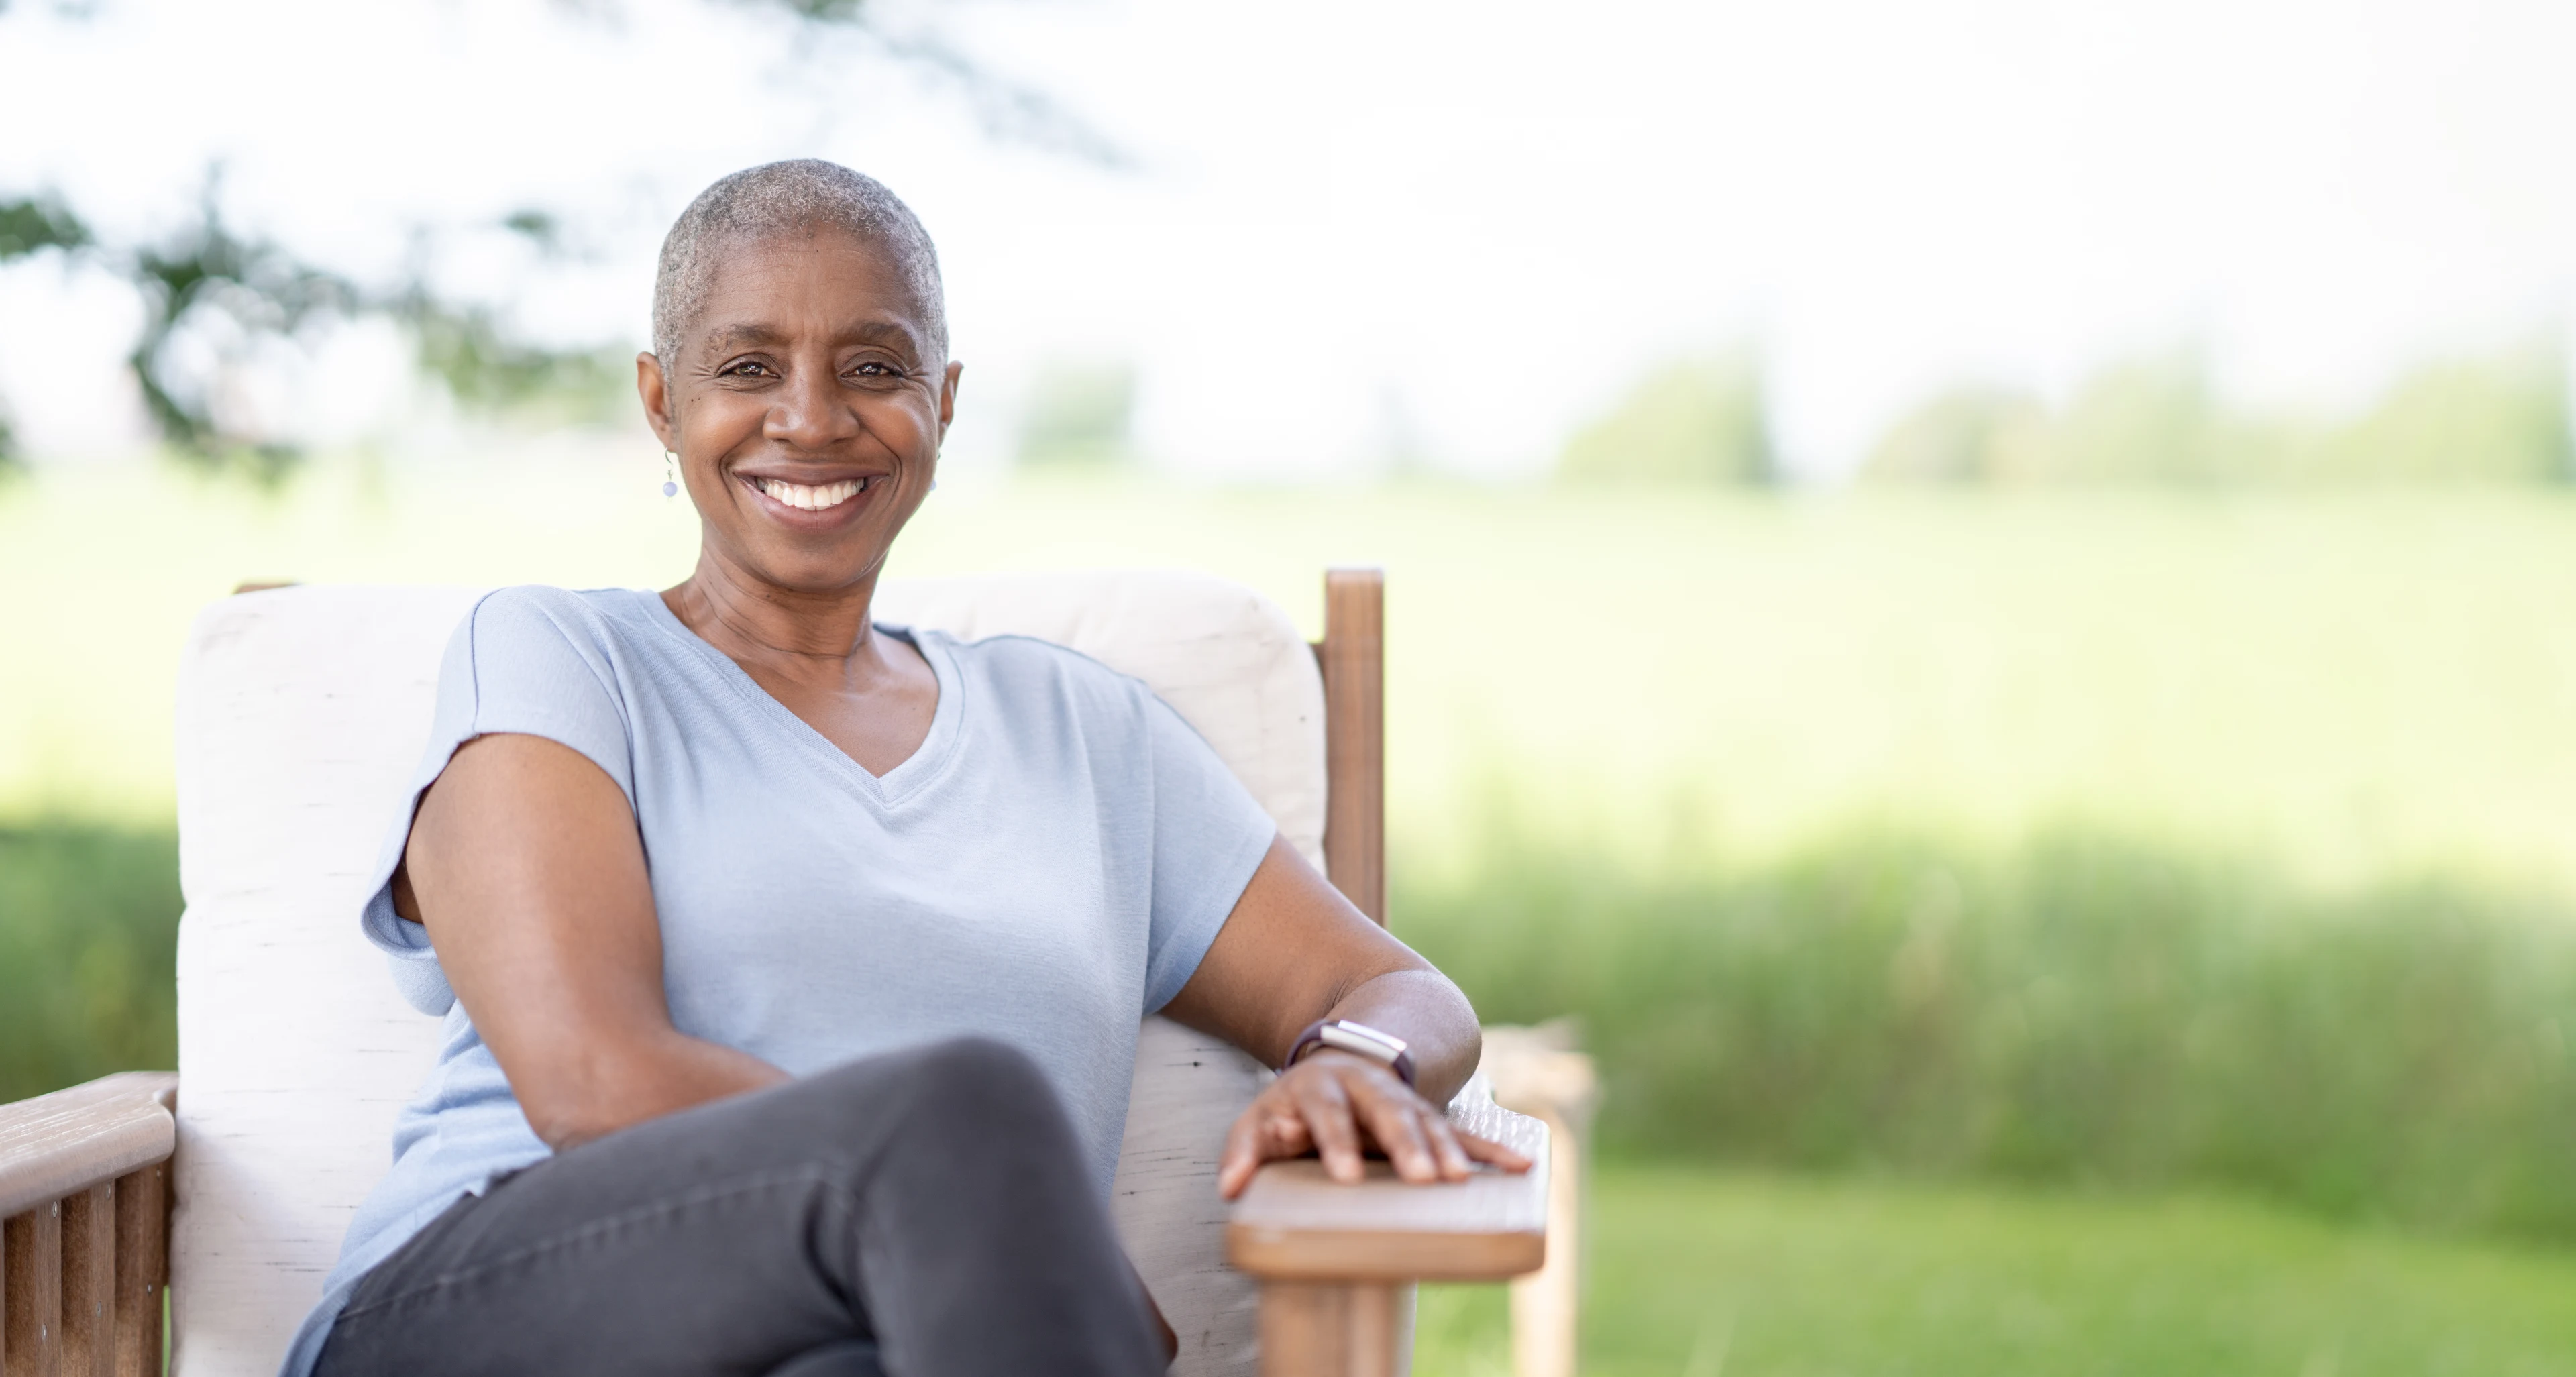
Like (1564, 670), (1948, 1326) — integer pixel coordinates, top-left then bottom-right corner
(1259, 1280), (1413, 1377)
(111, 1166), (164, 1377)
(1481, 1026), (1597, 1377)
(5, 1199), (65, 1377)
(61, 1184), (113, 1377)
(1508, 1110), (1582, 1377)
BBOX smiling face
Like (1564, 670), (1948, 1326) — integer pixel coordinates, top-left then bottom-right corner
(639, 225), (961, 598)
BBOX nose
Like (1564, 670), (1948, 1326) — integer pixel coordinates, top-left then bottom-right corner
(764, 362), (863, 451)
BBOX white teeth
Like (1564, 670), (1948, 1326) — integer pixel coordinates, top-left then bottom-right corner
(755, 477), (869, 511)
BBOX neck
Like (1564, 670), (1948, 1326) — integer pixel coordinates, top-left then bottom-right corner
(663, 545), (893, 689)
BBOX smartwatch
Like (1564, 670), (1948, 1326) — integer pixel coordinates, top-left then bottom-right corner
(1284, 1018), (1417, 1088)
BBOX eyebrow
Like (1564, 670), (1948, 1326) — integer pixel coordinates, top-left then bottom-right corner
(702, 319), (922, 353)
(705, 323), (789, 352)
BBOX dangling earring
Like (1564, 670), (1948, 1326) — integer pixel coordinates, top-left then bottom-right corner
(662, 451), (678, 499)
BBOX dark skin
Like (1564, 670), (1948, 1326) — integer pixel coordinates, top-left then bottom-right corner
(391, 223), (1527, 1356)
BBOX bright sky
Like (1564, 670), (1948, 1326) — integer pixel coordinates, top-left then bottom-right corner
(1, 0), (2571, 479)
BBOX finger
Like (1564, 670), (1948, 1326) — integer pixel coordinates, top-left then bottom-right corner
(1454, 1128), (1534, 1172)
(1222, 1091), (1315, 1199)
(1224, 1101), (1295, 1199)
(1263, 1107), (1313, 1162)
(1352, 1081), (1440, 1183)
(1288, 1073), (1367, 1183)
(1218, 1110), (1263, 1199)
(1421, 1110), (1477, 1181)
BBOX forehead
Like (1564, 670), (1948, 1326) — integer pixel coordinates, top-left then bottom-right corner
(689, 225), (933, 355)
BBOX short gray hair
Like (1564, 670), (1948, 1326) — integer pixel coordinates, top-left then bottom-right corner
(651, 159), (947, 374)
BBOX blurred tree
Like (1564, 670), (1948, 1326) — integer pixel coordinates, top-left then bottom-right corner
(1859, 346), (2572, 488)
(0, 195), (89, 259)
(1559, 350), (1774, 486)
(2299, 347), (2570, 484)
(2041, 351), (2243, 484)
(0, 0), (1113, 473)
(1016, 358), (1137, 470)
(0, 194), (93, 470)
(122, 182), (357, 476)
(0, 179), (630, 475)
(738, 0), (1127, 166)
(1862, 386), (2049, 484)
(396, 294), (633, 428)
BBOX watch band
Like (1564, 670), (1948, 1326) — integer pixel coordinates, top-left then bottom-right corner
(1284, 1018), (1418, 1088)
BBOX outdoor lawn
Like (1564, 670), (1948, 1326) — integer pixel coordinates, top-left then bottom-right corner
(13, 463), (2576, 1373)
(1415, 1167), (2576, 1377)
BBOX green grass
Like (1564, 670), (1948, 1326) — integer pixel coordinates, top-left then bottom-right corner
(15, 816), (2576, 1245)
(1415, 1166), (2576, 1377)
(15, 466), (2576, 899)
(1400, 827), (2576, 1242)
(0, 822), (179, 1099)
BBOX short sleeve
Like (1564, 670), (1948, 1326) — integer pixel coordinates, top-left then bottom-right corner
(358, 588), (638, 1015)
(1138, 692), (1282, 1014)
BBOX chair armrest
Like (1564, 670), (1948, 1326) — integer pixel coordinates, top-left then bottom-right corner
(1226, 1097), (1550, 1282)
(0, 1072), (178, 1218)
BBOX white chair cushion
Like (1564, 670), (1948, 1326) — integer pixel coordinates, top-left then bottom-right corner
(172, 571), (1324, 1376)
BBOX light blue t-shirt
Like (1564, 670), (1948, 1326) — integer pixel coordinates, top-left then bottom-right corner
(277, 586), (1279, 1376)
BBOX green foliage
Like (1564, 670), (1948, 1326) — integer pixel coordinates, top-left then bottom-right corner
(0, 194), (85, 470)
(1559, 351), (1774, 486)
(0, 194), (91, 261)
(0, 823), (178, 1101)
(2045, 352), (2245, 482)
(19, 811), (2576, 1247)
(1864, 345), (2573, 486)
(761, 0), (867, 18)
(0, 178), (638, 471)
(125, 188), (356, 474)
(396, 292), (634, 427)
(2295, 348), (2572, 482)
(1016, 359), (1138, 470)
(1422, 1167), (2576, 1376)
(500, 208), (564, 251)
(0, 3), (1112, 473)
(1399, 822), (2576, 1243)
(1859, 385), (2047, 483)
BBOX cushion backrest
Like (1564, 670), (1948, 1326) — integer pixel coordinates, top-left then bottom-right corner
(172, 571), (1324, 1376)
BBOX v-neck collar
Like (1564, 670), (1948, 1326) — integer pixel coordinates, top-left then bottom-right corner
(633, 588), (965, 808)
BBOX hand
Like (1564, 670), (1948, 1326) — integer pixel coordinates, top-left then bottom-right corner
(1217, 1049), (1532, 1199)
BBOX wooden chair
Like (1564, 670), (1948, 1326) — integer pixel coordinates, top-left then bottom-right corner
(0, 568), (1573, 1377)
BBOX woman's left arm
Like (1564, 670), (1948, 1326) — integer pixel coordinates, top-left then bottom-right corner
(1162, 834), (1532, 1199)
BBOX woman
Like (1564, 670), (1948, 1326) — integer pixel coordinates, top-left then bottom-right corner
(282, 159), (1523, 1377)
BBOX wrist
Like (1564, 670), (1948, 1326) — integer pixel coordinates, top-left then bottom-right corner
(1283, 1017), (1418, 1088)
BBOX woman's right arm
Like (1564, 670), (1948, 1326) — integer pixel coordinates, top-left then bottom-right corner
(395, 732), (786, 1150)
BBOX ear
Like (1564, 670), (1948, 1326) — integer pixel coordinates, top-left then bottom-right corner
(637, 351), (677, 449)
(936, 360), (963, 443)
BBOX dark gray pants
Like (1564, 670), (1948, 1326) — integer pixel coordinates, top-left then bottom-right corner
(314, 1037), (1167, 1377)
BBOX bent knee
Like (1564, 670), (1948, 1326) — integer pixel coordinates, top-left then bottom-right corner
(908, 1034), (1051, 1103)
(796, 1036), (1069, 1143)
(893, 1036), (1072, 1139)
(908, 1034), (1042, 1081)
